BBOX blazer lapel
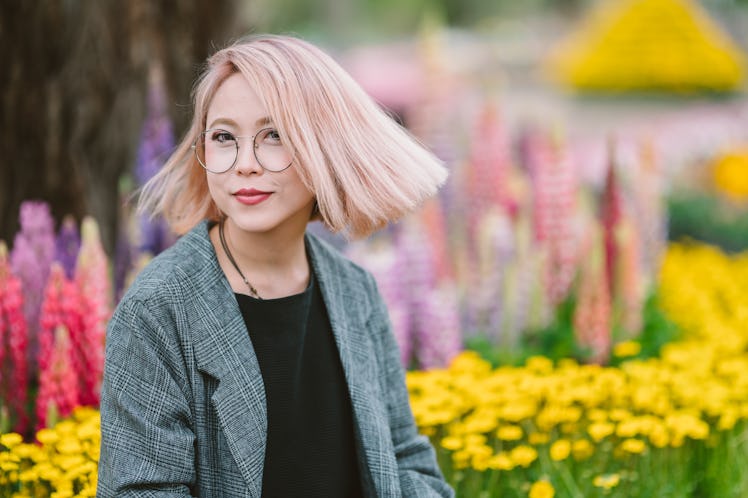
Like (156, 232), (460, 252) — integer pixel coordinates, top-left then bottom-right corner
(308, 234), (397, 498)
(187, 223), (267, 498)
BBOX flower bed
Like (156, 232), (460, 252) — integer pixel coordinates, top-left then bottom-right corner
(408, 242), (748, 497)
(2, 242), (747, 497)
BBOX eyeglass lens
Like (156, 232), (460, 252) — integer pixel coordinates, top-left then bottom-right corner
(194, 128), (292, 173)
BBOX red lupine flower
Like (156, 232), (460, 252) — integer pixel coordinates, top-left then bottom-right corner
(38, 264), (67, 375)
(601, 141), (624, 298)
(74, 217), (112, 406)
(36, 325), (79, 430)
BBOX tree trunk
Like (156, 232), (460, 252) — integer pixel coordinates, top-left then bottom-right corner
(0, 0), (243, 256)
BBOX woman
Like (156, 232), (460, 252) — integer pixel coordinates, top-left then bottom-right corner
(98, 34), (453, 497)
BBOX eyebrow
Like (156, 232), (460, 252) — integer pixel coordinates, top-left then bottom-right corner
(207, 116), (274, 129)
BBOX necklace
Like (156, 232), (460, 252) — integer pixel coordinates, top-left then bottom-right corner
(218, 219), (262, 299)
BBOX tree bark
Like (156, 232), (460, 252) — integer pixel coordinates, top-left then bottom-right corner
(0, 0), (242, 256)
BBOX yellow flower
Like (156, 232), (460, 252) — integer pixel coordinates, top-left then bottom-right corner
(509, 445), (538, 468)
(487, 452), (514, 471)
(497, 424), (524, 441)
(529, 479), (555, 498)
(550, 439), (571, 461)
(620, 438), (647, 455)
(529, 432), (550, 445)
(0, 433), (23, 449)
(588, 422), (615, 442)
(572, 439), (594, 461)
(36, 428), (59, 445)
(440, 436), (463, 451)
(613, 341), (641, 358)
(593, 473), (621, 489)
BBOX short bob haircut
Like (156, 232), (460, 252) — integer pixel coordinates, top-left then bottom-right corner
(139, 34), (447, 239)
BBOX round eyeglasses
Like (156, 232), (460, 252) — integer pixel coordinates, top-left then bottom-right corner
(192, 128), (293, 173)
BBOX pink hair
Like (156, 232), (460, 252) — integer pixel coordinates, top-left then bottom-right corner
(139, 34), (447, 239)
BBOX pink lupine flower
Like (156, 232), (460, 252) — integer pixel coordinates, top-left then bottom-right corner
(74, 217), (112, 406)
(10, 201), (55, 371)
(466, 104), (512, 239)
(526, 129), (580, 306)
(37, 263), (86, 413)
(35, 325), (79, 430)
(573, 224), (611, 365)
(0, 242), (29, 434)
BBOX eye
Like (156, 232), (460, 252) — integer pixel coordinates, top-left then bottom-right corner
(210, 130), (236, 145)
(260, 128), (283, 145)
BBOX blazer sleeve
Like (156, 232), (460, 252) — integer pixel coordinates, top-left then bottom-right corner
(366, 273), (455, 498)
(97, 297), (196, 497)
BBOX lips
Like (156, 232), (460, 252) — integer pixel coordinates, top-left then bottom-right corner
(233, 188), (272, 206)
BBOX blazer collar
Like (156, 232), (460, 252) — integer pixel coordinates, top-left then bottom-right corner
(186, 222), (389, 498)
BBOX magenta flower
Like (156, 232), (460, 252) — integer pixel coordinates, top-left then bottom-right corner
(0, 242), (29, 434)
(35, 325), (79, 430)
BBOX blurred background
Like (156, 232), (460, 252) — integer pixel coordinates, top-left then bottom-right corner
(3, 2), (748, 496)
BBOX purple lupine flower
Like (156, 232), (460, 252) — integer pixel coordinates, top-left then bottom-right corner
(135, 65), (176, 256)
(398, 217), (461, 369)
(346, 233), (413, 366)
(10, 201), (56, 370)
(54, 215), (80, 279)
(472, 207), (515, 344)
(416, 283), (462, 370)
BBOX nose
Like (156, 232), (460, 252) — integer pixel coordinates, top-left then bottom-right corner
(234, 140), (263, 175)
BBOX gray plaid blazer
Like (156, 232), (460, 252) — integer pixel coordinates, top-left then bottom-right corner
(98, 221), (453, 497)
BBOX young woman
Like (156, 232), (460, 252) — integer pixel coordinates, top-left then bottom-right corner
(98, 34), (454, 497)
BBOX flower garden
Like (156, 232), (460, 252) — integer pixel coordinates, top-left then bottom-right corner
(2, 0), (748, 496)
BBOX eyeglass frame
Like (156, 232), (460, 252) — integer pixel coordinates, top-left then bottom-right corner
(191, 127), (294, 173)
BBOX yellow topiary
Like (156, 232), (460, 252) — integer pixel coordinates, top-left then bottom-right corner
(547, 0), (746, 93)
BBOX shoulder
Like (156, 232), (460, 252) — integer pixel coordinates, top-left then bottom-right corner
(121, 220), (220, 305)
(306, 230), (378, 295)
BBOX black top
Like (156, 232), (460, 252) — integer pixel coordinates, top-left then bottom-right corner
(235, 270), (364, 498)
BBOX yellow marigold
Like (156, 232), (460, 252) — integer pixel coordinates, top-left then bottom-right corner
(620, 438), (647, 455)
(712, 148), (748, 201)
(36, 428), (59, 445)
(529, 432), (550, 445)
(593, 473), (621, 489)
(529, 479), (555, 498)
(613, 341), (641, 358)
(588, 422), (616, 442)
(440, 436), (463, 451)
(497, 424), (524, 441)
(0, 433), (23, 449)
(509, 445), (538, 468)
(487, 452), (514, 471)
(572, 439), (595, 460)
(550, 439), (571, 461)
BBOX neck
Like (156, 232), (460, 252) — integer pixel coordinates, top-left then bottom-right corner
(213, 218), (310, 298)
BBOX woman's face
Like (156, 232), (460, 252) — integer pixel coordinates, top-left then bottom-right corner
(204, 73), (315, 238)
